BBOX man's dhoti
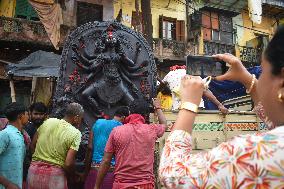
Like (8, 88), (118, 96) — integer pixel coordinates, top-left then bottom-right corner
(27, 161), (67, 189)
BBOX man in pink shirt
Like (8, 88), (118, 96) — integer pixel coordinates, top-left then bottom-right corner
(94, 99), (167, 189)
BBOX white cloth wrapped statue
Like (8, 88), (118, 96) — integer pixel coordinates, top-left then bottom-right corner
(162, 65), (228, 114)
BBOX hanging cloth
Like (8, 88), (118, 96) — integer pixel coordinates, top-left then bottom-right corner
(248, 0), (262, 24)
(29, 0), (63, 50)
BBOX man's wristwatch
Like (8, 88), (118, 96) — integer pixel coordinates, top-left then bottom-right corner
(180, 102), (198, 113)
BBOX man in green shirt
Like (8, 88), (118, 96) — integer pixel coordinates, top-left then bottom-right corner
(27, 103), (84, 189)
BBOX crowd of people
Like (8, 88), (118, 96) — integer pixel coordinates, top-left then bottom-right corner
(0, 98), (167, 189)
(0, 102), (84, 189)
(0, 25), (283, 189)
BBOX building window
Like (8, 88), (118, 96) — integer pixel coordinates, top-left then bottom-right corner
(201, 10), (233, 44)
(77, 2), (103, 26)
(159, 15), (185, 41)
(15, 0), (39, 21)
(131, 11), (143, 32)
(163, 19), (175, 40)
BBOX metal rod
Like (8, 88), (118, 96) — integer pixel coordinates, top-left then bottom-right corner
(0, 59), (12, 64)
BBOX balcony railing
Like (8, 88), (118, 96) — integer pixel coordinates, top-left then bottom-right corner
(0, 16), (70, 47)
(203, 41), (235, 56)
(239, 46), (262, 67)
(153, 39), (237, 61)
(153, 38), (186, 60)
(0, 16), (50, 44)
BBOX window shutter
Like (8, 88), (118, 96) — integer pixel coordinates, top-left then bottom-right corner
(201, 11), (211, 28)
(28, 7), (38, 20)
(176, 20), (180, 41)
(219, 14), (233, 44)
(15, 0), (29, 18)
(203, 28), (211, 41)
(219, 14), (232, 32)
(176, 20), (185, 41)
(159, 15), (163, 38)
(180, 20), (185, 41)
(202, 11), (212, 41)
(15, 0), (38, 20)
(211, 12), (219, 30)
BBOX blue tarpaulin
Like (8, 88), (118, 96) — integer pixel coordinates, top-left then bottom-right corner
(204, 66), (262, 110)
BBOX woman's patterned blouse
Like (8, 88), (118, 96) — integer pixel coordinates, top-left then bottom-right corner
(159, 103), (284, 189)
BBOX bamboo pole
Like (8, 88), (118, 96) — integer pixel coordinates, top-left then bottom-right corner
(30, 76), (37, 103)
(9, 80), (16, 102)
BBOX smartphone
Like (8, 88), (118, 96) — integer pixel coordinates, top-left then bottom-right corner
(186, 55), (227, 77)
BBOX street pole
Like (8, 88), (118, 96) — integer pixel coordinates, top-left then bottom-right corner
(185, 0), (190, 41)
(141, 0), (153, 48)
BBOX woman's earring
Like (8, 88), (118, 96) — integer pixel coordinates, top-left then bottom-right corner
(278, 90), (284, 102)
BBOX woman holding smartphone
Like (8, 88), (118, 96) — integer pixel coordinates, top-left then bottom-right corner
(159, 26), (284, 188)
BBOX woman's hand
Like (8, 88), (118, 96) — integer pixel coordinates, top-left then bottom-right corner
(180, 75), (204, 105)
(213, 53), (252, 88)
(172, 75), (203, 133)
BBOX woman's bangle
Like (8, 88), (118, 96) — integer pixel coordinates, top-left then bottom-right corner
(246, 74), (256, 94)
(179, 102), (198, 113)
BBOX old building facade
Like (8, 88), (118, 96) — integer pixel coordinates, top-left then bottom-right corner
(0, 0), (283, 107)
(113, 0), (283, 76)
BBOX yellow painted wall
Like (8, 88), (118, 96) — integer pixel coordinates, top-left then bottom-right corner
(237, 11), (276, 47)
(0, 0), (16, 17)
(151, 0), (186, 38)
(113, 0), (187, 38)
(113, 0), (137, 28)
